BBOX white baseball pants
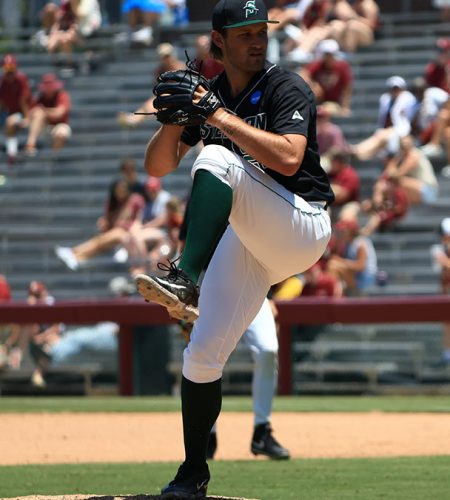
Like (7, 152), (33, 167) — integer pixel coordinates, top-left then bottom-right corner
(183, 144), (331, 383)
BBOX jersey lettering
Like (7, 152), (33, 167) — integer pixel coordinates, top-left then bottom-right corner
(292, 110), (304, 120)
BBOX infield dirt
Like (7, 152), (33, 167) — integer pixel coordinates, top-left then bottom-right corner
(1, 411), (450, 465)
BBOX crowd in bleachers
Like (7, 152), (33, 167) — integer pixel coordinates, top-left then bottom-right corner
(1, 0), (450, 378)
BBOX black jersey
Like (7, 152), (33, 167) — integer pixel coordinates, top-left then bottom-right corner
(181, 62), (334, 205)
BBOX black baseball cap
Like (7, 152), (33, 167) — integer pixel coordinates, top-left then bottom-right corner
(212, 0), (279, 31)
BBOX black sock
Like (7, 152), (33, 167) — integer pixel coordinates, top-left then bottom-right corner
(181, 375), (222, 470)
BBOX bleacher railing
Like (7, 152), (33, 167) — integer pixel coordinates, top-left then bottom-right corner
(1, 295), (450, 395)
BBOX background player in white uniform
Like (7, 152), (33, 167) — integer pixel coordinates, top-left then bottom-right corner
(136, 0), (334, 497)
(208, 297), (289, 460)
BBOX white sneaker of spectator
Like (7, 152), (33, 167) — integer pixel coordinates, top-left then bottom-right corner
(55, 246), (79, 271)
(441, 165), (450, 178)
(420, 143), (443, 158)
(113, 247), (129, 263)
(31, 29), (48, 49)
(131, 26), (153, 46)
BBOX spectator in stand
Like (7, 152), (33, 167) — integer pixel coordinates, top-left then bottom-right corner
(45, 0), (80, 73)
(420, 97), (450, 175)
(327, 219), (377, 295)
(0, 274), (11, 302)
(32, 1), (101, 72)
(116, 0), (168, 47)
(350, 76), (417, 161)
(282, 0), (335, 64)
(0, 275), (12, 370)
(2, 281), (61, 385)
(29, 322), (119, 387)
(299, 39), (353, 117)
(326, 148), (360, 208)
(272, 260), (342, 299)
(411, 77), (449, 146)
(119, 158), (147, 200)
(127, 176), (175, 273)
(194, 34), (223, 80)
(360, 176), (409, 237)
(327, 0), (379, 53)
(424, 37), (450, 93)
(316, 105), (347, 169)
(383, 135), (438, 206)
(23, 73), (71, 156)
(430, 217), (450, 365)
(0, 54), (32, 164)
(55, 178), (145, 270)
(117, 42), (185, 128)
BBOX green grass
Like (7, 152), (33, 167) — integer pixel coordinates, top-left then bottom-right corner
(0, 395), (449, 413)
(0, 457), (449, 499)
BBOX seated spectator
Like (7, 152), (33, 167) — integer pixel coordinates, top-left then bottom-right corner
(316, 105), (347, 169)
(119, 158), (146, 200)
(4, 281), (61, 384)
(283, 0), (335, 64)
(424, 37), (450, 93)
(194, 34), (223, 80)
(45, 0), (80, 72)
(328, 219), (378, 295)
(73, 0), (102, 38)
(117, 42), (184, 128)
(383, 135), (438, 205)
(272, 261), (342, 299)
(32, 1), (101, 75)
(360, 176), (409, 236)
(326, 148), (360, 207)
(0, 54), (31, 164)
(328, 0), (379, 53)
(0, 274), (11, 302)
(299, 39), (353, 117)
(127, 176), (175, 273)
(411, 77), (449, 146)
(163, 0), (189, 27)
(23, 73), (71, 156)
(117, 0), (168, 47)
(55, 178), (145, 270)
(430, 217), (450, 365)
(420, 97), (450, 174)
(30, 322), (119, 387)
(350, 76), (417, 161)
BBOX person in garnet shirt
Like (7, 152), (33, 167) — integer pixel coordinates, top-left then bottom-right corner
(0, 54), (31, 163)
(327, 148), (360, 207)
(300, 38), (353, 117)
(424, 38), (450, 93)
(24, 73), (71, 155)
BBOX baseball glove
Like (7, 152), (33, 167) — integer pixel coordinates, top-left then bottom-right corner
(153, 64), (222, 126)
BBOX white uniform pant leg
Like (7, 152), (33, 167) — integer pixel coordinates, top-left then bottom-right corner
(192, 144), (332, 283)
(242, 298), (279, 425)
(182, 226), (271, 383)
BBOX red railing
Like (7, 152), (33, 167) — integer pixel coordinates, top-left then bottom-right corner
(2, 295), (450, 395)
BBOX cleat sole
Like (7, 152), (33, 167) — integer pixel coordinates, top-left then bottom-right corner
(135, 274), (199, 323)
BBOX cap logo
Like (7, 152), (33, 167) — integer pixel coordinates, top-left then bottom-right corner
(243, 0), (258, 18)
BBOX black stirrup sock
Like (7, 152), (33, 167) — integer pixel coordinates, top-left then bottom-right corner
(181, 375), (222, 469)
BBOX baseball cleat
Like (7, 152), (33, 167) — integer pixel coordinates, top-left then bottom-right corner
(160, 462), (210, 499)
(135, 260), (199, 323)
(251, 423), (290, 460)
